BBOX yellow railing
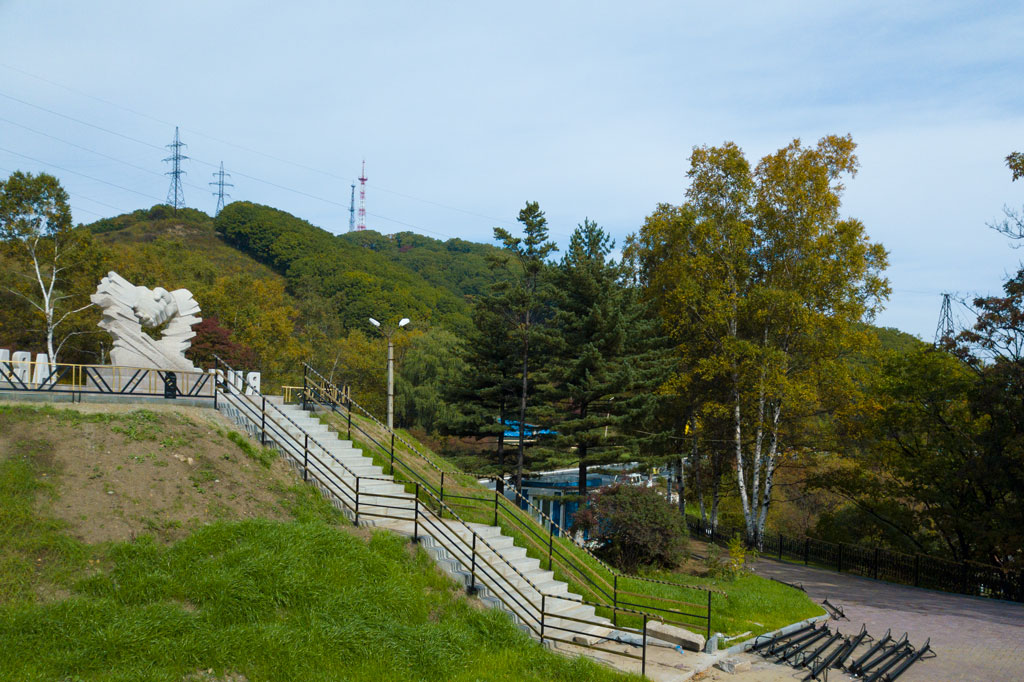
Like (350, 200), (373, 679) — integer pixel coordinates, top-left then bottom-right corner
(0, 358), (216, 398)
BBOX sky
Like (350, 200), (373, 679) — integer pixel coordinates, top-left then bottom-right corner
(1, 1), (1022, 339)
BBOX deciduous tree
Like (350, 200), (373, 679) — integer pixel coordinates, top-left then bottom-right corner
(0, 171), (100, 363)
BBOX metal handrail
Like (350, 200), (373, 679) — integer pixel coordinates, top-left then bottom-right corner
(304, 362), (451, 475)
(300, 362), (714, 640)
(219, 363), (672, 675)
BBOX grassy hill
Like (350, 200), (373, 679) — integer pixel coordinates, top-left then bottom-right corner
(0, 400), (635, 682)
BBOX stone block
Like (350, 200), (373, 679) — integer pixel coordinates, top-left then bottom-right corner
(646, 621), (706, 651)
(714, 657), (752, 674)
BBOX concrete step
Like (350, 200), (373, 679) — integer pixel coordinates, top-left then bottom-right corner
(220, 394), (627, 654)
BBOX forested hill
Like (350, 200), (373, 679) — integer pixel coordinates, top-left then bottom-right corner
(81, 203), (502, 386)
(90, 202), (502, 333)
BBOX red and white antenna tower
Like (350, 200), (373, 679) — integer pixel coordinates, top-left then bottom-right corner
(357, 159), (367, 231)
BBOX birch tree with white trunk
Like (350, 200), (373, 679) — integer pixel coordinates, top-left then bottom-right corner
(630, 136), (889, 547)
(0, 171), (94, 364)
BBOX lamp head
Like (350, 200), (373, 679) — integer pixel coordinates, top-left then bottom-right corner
(399, 318), (410, 327)
(368, 317), (381, 327)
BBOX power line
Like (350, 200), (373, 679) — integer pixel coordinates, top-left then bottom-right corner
(0, 163), (130, 213)
(0, 146), (164, 202)
(0, 66), (518, 227)
(0, 90), (164, 151)
(163, 126), (188, 211)
(0, 90), (478, 239)
(0, 115), (207, 192)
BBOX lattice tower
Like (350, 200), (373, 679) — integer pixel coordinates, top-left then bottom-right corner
(163, 126), (189, 212)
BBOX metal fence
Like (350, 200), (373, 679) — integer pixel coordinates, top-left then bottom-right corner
(687, 517), (1024, 603)
(0, 358), (215, 401)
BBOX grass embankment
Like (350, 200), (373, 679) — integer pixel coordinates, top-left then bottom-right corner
(319, 408), (823, 640)
(0, 402), (636, 682)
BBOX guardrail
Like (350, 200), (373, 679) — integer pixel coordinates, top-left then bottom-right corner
(301, 362), (714, 640)
(216, 357), (664, 676)
(0, 358), (215, 401)
(688, 517), (1024, 603)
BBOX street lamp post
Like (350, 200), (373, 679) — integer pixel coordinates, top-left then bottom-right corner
(368, 316), (409, 431)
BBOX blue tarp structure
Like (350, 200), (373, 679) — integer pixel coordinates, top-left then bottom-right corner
(500, 420), (556, 439)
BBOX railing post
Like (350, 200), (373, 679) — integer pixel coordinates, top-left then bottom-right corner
(493, 490), (499, 526)
(642, 614), (647, 677)
(707, 589), (712, 642)
(914, 554), (920, 587)
(347, 402), (352, 441)
(213, 357), (219, 410)
(548, 524), (554, 571)
(804, 537), (809, 566)
(355, 477), (360, 526)
(440, 472), (445, 519)
(613, 575), (618, 626)
(261, 396), (266, 444)
(390, 433), (395, 474)
(303, 434), (309, 482)
(470, 533), (477, 593)
(540, 594), (546, 644)
(413, 482), (420, 542)
(302, 364), (308, 411)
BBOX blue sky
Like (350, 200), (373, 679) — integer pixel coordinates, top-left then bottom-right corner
(1, 1), (1022, 339)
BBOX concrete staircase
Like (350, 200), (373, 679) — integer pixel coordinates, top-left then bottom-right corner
(217, 390), (618, 648)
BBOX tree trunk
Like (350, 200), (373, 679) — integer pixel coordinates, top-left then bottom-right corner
(677, 455), (685, 517)
(696, 437), (706, 523)
(578, 403), (589, 495)
(497, 399), (506, 476)
(732, 373), (754, 538)
(516, 335), (529, 492)
(755, 402), (782, 542)
(711, 446), (721, 531)
(748, 379), (767, 546)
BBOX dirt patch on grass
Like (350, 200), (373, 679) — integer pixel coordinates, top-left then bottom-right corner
(0, 401), (309, 544)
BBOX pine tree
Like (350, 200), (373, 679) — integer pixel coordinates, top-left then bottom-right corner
(491, 202), (558, 490)
(442, 295), (520, 475)
(545, 220), (635, 494)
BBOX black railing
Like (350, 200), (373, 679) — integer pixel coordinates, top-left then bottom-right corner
(301, 362), (714, 641)
(213, 358), (667, 676)
(688, 517), (1024, 603)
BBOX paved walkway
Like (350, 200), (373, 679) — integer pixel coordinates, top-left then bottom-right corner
(751, 556), (1024, 681)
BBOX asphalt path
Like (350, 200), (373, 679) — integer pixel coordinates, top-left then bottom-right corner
(750, 555), (1024, 681)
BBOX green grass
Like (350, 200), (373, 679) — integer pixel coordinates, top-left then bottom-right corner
(0, 520), (637, 682)
(0, 438), (91, 602)
(0, 405), (637, 681)
(224, 430), (277, 468)
(322, 408), (823, 640)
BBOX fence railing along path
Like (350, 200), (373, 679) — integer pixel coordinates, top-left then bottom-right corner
(689, 517), (1024, 603)
(213, 357), (679, 677)
(0, 357), (215, 401)
(300, 362), (716, 638)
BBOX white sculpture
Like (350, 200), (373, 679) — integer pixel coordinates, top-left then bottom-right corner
(90, 271), (201, 371)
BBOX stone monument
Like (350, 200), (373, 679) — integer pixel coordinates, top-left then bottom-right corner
(90, 271), (202, 371)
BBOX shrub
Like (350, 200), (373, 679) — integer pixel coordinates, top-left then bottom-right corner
(572, 483), (687, 573)
(703, 534), (756, 581)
